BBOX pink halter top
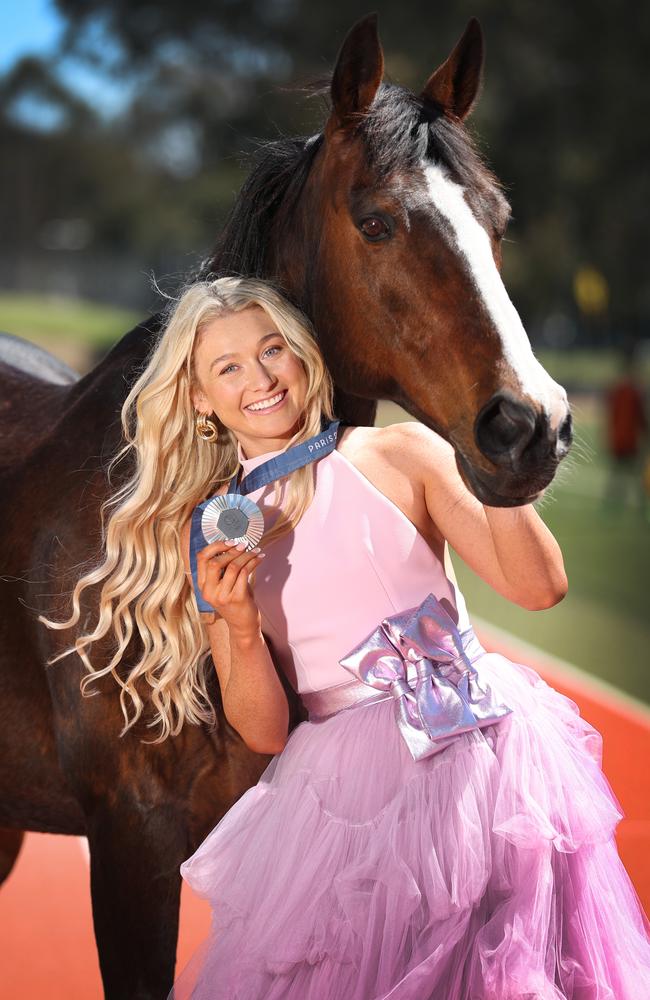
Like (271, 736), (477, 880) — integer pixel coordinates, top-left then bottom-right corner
(235, 435), (472, 696)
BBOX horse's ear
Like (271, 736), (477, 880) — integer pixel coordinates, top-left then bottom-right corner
(325, 12), (384, 139)
(419, 18), (484, 121)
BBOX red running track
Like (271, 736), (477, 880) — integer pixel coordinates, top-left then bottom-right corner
(1, 626), (649, 998)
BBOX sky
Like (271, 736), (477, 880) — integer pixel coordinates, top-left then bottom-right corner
(1, 0), (65, 71)
(1, 0), (132, 122)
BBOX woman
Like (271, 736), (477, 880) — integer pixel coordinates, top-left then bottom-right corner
(42, 276), (650, 998)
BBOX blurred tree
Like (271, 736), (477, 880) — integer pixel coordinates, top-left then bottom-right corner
(0, 0), (647, 338)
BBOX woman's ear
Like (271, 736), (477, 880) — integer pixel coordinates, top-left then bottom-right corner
(191, 385), (209, 414)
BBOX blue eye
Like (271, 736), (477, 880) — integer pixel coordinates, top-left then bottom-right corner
(219, 344), (282, 376)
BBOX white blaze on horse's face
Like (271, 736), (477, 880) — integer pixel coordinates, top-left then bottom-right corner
(420, 160), (567, 426)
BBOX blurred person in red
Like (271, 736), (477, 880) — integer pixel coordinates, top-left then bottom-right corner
(603, 342), (648, 513)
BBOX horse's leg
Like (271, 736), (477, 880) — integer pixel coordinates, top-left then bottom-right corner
(85, 795), (186, 1000)
(0, 827), (24, 884)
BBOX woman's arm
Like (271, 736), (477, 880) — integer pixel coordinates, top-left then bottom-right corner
(209, 617), (289, 755)
(382, 422), (568, 611)
(180, 519), (288, 754)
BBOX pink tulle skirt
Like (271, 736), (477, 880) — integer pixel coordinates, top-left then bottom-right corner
(168, 651), (650, 999)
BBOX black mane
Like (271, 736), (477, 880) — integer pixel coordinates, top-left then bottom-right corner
(197, 132), (324, 282)
(361, 84), (505, 197)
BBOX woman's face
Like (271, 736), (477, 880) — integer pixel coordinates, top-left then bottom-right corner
(191, 305), (310, 459)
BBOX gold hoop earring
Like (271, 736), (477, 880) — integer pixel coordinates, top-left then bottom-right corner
(195, 411), (219, 442)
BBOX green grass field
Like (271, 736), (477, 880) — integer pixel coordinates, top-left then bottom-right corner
(453, 444), (650, 706)
(0, 292), (140, 347)
(2, 292), (649, 705)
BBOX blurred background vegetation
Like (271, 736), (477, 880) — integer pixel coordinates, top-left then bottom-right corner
(1, 1), (648, 702)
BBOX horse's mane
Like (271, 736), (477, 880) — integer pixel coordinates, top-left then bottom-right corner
(197, 127), (325, 281)
(197, 78), (506, 284)
(360, 84), (506, 201)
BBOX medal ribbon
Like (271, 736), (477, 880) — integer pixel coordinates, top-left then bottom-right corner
(227, 417), (341, 495)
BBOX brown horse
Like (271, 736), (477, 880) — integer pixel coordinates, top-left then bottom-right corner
(0, 14), (572, 998)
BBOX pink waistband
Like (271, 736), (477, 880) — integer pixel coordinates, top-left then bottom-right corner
(301, 678), (391, 721)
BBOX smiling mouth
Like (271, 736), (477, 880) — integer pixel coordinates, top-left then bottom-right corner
(244, 389), (288, 413)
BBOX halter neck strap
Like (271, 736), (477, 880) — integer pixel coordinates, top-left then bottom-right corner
(228, 417), (341, 495)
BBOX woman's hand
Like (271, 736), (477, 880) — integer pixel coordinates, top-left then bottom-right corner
(196, 539), (266, 635)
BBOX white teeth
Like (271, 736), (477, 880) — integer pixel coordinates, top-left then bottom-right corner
(246, 391), (285, 411)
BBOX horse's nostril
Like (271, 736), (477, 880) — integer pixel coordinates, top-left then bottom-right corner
(474, 393), (537, 466)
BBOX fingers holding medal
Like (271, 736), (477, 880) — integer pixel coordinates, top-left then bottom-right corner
(195, 491), (266, 630)
(196, 539), (266, 629)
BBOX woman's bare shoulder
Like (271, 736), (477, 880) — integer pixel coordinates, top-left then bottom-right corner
(336, 421), (400, 451)
(338, 421), (444, 471)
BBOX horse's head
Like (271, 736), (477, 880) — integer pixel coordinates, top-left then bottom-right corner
(297, 14), (572, 507)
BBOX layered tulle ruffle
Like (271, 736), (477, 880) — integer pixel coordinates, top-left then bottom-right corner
(169, 652), (650, 999)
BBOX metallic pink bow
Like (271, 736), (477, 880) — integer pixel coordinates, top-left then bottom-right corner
(338, 593), (513, 761)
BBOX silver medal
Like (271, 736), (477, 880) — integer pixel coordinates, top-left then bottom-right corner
(200, 493), (265, 550)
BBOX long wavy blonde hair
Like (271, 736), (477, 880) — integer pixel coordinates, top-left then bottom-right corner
(38, 276), (336, 744)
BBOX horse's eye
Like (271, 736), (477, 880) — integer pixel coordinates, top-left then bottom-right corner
(360, 216), (390, 241)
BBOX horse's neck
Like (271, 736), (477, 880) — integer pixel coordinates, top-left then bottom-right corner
(67, 312), (164, 405)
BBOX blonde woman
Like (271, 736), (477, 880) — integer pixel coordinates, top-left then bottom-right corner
(41, 277), (650, 998)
